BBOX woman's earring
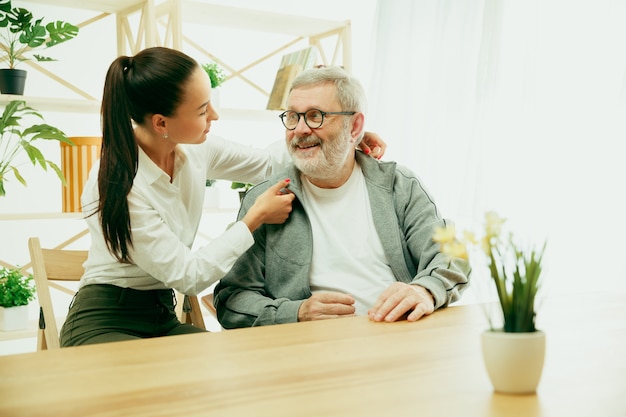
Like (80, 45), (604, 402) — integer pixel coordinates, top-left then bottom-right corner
(162, 133), (169, 139)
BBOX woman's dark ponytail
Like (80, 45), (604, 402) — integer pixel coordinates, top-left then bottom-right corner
(98, 55), (138, 262)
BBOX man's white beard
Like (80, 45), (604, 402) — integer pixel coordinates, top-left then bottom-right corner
(288, 131), (352, 182)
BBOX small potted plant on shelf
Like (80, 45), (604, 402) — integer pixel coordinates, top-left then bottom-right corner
(433, 211), (547, 394)
(0, 99), (74, 197)
(202, 61), (226, 88)
(0, 266), (36, 331)
(202, 61), (226, 108)
(0, 1), (80, 94)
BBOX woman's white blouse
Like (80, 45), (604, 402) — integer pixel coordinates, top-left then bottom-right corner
(79, 135), (289, 294)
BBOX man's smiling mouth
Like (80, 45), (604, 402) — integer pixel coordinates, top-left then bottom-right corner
(297, 143), (319, 149)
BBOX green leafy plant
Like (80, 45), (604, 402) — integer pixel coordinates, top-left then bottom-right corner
(231, 182), (253, 203)
(0, 0), (80, 69)
(230, 182), (253, 192)
(0, 100), (73, 196)
(0, 266), (36, 307)
(433, 211), (547, 333)
(205, 179), (216, 187)
(202, 62), (227, 88)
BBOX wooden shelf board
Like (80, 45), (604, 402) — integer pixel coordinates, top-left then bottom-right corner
(0, 95), (101, 114)
(22, 0), (146, 14)
(180, 2), (348, 36)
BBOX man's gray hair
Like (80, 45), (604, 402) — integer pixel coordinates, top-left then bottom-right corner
(289, 66), (368, 114)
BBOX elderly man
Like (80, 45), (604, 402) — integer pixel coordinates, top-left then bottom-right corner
(213, 66), (470, 328)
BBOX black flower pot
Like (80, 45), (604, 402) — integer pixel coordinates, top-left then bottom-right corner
(0, 69), (27, 95)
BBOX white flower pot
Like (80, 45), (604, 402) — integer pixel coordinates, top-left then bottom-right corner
(481, 329), (546, 394)
(0, 304), (30, 331)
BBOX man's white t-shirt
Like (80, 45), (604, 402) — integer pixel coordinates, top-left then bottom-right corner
(300, 162), (396, 315)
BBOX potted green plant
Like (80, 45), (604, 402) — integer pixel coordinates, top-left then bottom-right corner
(433, 211), (547, 394)
(0, 1), (80, 94)
(202, 62), (227, 88)
(0, 99), (74, 196)
(0, 266), (36, 331)
(231, 181), (253, 202)
(202, 61), (226, 108)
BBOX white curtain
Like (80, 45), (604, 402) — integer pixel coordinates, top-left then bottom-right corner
(368, 0), (626, 301)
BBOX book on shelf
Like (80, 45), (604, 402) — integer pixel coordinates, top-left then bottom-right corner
(267, 47), (318, 110)
(266, 64), (302, 111)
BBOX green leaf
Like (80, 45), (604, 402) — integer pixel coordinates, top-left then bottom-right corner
(0, 100), (70, 195)
(231, 181), (253, 190)
(0, 267), (36, 307)
(47, 160), (66, 185)
(11, 165), (26, 186)
(0, 1), (12, 17)
(23, 142), (46, 169)
(32, 54), (56, 62)
(19, 21), (46, 48)
(45, 21), (79, 47)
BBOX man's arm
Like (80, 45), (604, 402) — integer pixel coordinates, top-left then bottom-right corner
(368, 161), (471, 322)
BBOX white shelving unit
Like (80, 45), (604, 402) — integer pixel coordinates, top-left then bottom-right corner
(2, 0), (352, 116)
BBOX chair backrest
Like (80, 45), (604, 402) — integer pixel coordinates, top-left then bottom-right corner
(28, 237), (87, 350)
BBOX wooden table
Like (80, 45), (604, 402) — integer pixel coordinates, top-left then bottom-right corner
(0, 291), (623, 417)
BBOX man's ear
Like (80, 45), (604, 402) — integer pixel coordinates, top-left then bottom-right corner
(350, 112), (365, 143)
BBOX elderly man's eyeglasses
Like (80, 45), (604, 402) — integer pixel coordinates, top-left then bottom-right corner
(279, 109), (356, 130)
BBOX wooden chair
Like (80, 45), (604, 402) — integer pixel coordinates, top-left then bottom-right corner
(200, 293), (217, 317)
(176, 292), (206, 329)
(28, 237), (88, 350)
(28, 237), (206, 350)
(200, 292), (223, 331)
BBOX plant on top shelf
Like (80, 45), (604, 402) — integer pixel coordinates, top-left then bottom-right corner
(202, 61), (227, 88)
(0, 266), (36, 308)
(0, 100), (74, 197)
(0, 1), (80, 69)
(433, 211), (547, 333)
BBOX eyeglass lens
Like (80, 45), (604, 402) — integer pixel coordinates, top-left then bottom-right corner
(282, 109), (324, 130)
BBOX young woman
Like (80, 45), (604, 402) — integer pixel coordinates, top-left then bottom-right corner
(60, 47), (385, 346)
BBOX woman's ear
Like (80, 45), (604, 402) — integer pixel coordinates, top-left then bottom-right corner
(151, 114), (168, 136)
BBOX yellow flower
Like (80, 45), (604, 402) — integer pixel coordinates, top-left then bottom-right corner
(480, 236), (491, 256)
(463, 231), (477, 245)
(484, 211), (506, 238)
(442, 241), (469, 260)
(432, 224), (456, 244)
